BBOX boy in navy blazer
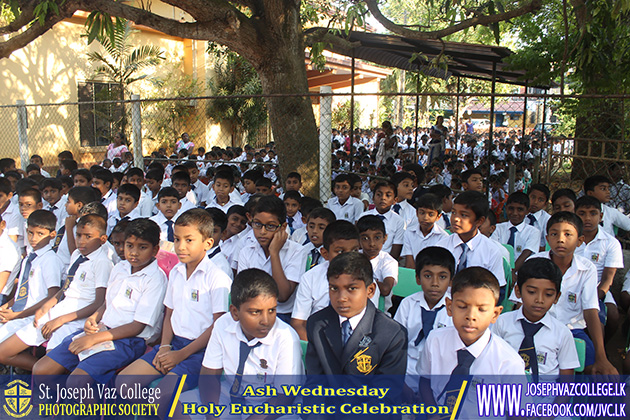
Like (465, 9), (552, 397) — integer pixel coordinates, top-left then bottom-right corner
(305, 252), (407, 375)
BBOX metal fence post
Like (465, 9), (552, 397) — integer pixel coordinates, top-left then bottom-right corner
(319, 86), (332, 202)
(131, 94), (142, 169)
(16, 100), (28, 171)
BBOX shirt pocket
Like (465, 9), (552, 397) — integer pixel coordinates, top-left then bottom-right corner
(111, 283), (141, 316)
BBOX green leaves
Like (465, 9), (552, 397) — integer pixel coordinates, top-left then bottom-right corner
(33, 0), (65, 26)
(85, 11), (125, 45)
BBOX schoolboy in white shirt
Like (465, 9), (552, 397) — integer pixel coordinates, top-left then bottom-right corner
(300, 207), (336, 271)
(402, 193), (448, 269)
(171, 171), (196, 213)
(178, 268), (303, 418)
(326, 174), (364, 223)
(0, 210), (63, 370)
(584, 175), (630, 235)
(106, 184), (142, 236)
(92, 169), (117, 215)
(220, 205), (248, 266)
(118, 213), (228, 418)
(494, 258), (579, 380)
(41, 178), (68, 232)
(528, 183), (552, 250)
(33, 218), (167, 384)
(0, 177), (20, 242)
(150, 187), (182, 243)
(125, 168), (154, 217)
(358, 180), (404, 259)
(0, 214), (112, 373)
(205, 208), (234, 279)
(491, 191), (541, 271)
(237, 196), (305, 323)
(391, 172), (417, 229)
(184, 161), (211, 207)
(206, 170), (240, 212)
(0, 214), (20, 305)
(394, 247), (454, 383)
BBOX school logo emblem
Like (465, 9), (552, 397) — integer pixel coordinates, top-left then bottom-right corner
(358, 336), (372, 348)
(591, 253), (599, 263)
(351, 348), (376, 374)
(520, 352), (530, 368)
(568, 293), (577, 303)
(17, 287), (27, 298)
(537, 352), (547, 365)
(3, 379), (32, 418)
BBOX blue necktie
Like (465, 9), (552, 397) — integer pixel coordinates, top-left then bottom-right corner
(527, 214), (537, 226)
(377, 214), (385, 221)
(207, 247), (222, 260)
(392, 203), (401, 214)
(519, 319), (544, 382)
(341, 319), (353, 346)
(12, 253), (38, 312)
(231, 341), (262, 404)
(442, 213), (451, 228)
(166, 220), (174, 242)
(508, 226), (518, 247)
(52, 226), (66, 252)
(438, 348), (476, 402)
(414, 305), (444, 345)
(456, 243), (468, 273)
(59, 255), (89, 301)
(309, 248), (321, 269)
(287, 216), (295, 234)
(302, 234), (310, 246)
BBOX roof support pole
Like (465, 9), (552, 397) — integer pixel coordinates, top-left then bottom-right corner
(414, 73), (420, 164)
(455, 76), (461, 141)
(486, 62), (496, 198)
(349, 49), (355, 171)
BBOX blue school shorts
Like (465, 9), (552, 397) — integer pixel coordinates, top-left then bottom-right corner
(597, 299), (607, 325)
(140, 335), (204, 387)
(570, 328), (595, 367)
(47, 330), (146, 382)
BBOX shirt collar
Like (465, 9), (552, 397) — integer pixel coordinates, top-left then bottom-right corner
(32, 243), (53, 257)
(515, 306), (553, 329)
(509, 219), (527, 232)
(122, 259), (159, 277)
(413, 291), (448, 311)
(228, 313), (278, 346)
(455, 327), (491, 358)
(338, 306), (367, 331)
(80, 244), (105, 259)
(456, 231), (482, 250)
(102, 190), (113, 200)
(175, 255), (212, 278)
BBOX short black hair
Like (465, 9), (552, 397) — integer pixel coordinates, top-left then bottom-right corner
(72, 168), (93, 182)
(251, 195), (285, 222)
(125, 218), (161, 247)
(58, 150), (73, 160)
(26, 164), (40, 173)
(125, 167), (144, 179)
(157, 187), (180, 201)
(16, 178), (38, 195)
(175, 208), (214, 239)
(78, 202), (108, 219)
(19, 187), (41, 203)
(323, 220), (359, 250)
(286, 172), (301, 182)
(27, 209), (56, 232)
(214, 170), (234, 187)
(283, 190), (301, 202)
(575, 196), (602, 212)
(145, 169), (164, 182)
(506, 191), (530, 208)
(415, 193), (442, 212)
(299, 197), (323, 219)
(110, 219), (130, 238)
(0, 158), (15, 173)
(453, 190), (488, 220)
(68, 186), (99, 206)
(255, 177), (272, 189)
(93, 169), (114, 187)
(390, 171), (415, 187)
(546, 211), (583, 236)
(0, 178), (11, 195)
(452, 267), (500, 305)
(427, 184), (452, 201)
(243, 169), (264, 183)
(171, 171), (191, 185)
(332, 173), (352, 187)
(583, 175), (611, 192)
(529, 184), (550, 201)
(60, 159), (78, 173)
(205, 207), (228, 232)
(460, 169), (483, 184)
(227, 204), (247, 219)
(117, 183), (141, 202)
(307, 207), (336, 225)
(517, 258), (562, 293)
(230, 268), (279, 309)
(356, 215), (386, 235)
(551, 188), (577, 206)
(327, 252), (373, 286)
(374, 180), (397, 197)
(77, 213), (107, 236)
(59, 176), (73, 190)
(485, 210), (497, 226)
(415, 246), (456, 279)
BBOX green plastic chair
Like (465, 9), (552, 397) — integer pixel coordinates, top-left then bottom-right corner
(502, 244), (515, 269)
(378, 296), (385, 311)
(392, 267), (422, 298)
(573, 338), (586, 373)
(501, 258), (514, 313)
(300, 340), (308, 366)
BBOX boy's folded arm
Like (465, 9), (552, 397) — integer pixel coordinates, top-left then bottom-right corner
(93, 320), (147, 343)
(14, 286), (60, 319)
(0, 271), (11, 293)
(378, 276), (396, 297)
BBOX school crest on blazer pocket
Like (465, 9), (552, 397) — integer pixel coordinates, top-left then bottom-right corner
(351, 347), (376, 374)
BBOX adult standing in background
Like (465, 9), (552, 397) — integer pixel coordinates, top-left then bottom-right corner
(375, 121), (398, 168)
(428, 115), (446, 165)
(175, 132), (195, 154)
(106, 132), (129, 161)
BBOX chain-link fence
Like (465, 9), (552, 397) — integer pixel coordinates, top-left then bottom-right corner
(1, 91), (629, 211)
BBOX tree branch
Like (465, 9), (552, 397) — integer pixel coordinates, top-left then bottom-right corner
(0, 1), (37, 35)
(304, 27), (360, 50)
(365, 0), (544, 40)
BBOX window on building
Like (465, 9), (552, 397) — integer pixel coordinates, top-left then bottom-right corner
(78, 82), (124, 147)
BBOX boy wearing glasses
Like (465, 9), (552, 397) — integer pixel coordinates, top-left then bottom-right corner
(236, 196), (306, 323)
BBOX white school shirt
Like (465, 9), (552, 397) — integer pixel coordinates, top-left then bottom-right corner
(493, 308), (580, 376)
(178, 197), (196, 214)
(368, 250), (398, 312)
(149, 212), (176, 243)
(237, 237), (305, 314)
(206, 196), (239, 213)
(137, 190), (155, 217)
(290, 227), (308, 245)
(208, 188), (244, 206)
(1, 201), (21, 239)
(393, 200), (416, 230)
(401, 223), (448, 259)
(206, 246), (233, 280)
(165, 257), (231, 340)
(191, 180), (211, 206)
(14, 246), (113, 347)
(13, 244), (63, 311)
(219, 233), (241, 267)
(286, 211), (305, 233)
(601, 204), (630, 235)
(491, 220), (540, 259)
(359, 208), (405, 253)
(202, 313), (304, 378)
(510, 251), (599, 330)
(106, 207), (141, 236)
(45, 200), (68, 232)
(527, 209), (551, 249)
(229, 228), (256, 271)
(575, 228), (623, 282)
(101, 259), (167, 340)
(101, 190), (118, 215)
(393, 291), (452, 377)
(418, 327), (525, 405)
(326, 196), (363, 223)
(0, 230), (20, 296)
(436, 232), (506, 287)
